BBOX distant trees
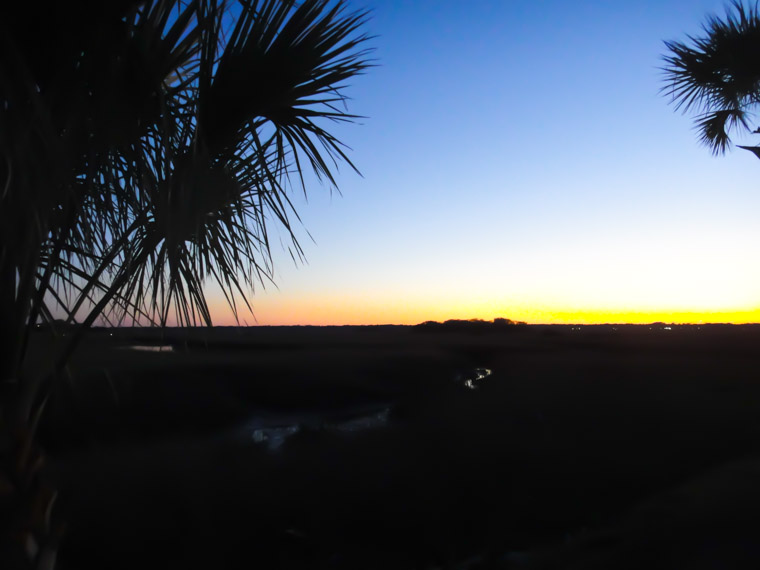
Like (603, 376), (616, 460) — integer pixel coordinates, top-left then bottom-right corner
(662, 1), (760, 155)
(415, 318), (527, 332)
(0, 1), (371, 566)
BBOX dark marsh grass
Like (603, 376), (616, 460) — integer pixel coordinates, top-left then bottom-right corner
(32, 324), (760, 568)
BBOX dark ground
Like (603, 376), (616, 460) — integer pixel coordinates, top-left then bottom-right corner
(30, 324), (760, 568)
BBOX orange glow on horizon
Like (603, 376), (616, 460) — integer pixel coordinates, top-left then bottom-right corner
(207, 294), (760, 326)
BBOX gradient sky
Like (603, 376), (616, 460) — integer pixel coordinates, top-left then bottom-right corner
(210, 0), (760, 326)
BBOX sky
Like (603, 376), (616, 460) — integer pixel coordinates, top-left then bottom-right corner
(210, 0), (760, 326)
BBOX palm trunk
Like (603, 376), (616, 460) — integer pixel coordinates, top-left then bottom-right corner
(1, 246), (62, 569)
(1, 248), (17, 392)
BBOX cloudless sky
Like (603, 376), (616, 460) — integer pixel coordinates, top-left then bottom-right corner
(210, 0), (760, 325)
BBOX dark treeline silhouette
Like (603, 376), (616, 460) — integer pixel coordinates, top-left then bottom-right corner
(415, 318), (527, 332)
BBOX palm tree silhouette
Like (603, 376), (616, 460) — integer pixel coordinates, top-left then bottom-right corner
(0, 1), (371, 566)
(662, 0), (760, 156)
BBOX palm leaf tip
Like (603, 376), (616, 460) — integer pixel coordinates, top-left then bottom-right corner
(737, 144), (760, 159)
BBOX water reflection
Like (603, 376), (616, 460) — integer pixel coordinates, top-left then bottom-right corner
(326, 408), (390, 432)
(122, 345), (174, 352)
(246, 367), (495, 453)
(458, 368), (492, 390)
(247, 406), (392, 452)
(252, 425), (300, 451)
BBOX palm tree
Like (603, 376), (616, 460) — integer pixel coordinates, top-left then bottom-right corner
(662, 0), (760, 155)
(0, 1), (372, 566)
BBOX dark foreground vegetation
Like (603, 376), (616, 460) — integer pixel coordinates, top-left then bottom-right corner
(30, 324), (760, 568)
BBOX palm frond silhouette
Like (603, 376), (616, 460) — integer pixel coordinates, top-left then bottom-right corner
(662, 0), (760, 155)
(0, 1), (372, 566)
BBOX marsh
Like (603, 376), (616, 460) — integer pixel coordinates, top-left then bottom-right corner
(35, 323), (760, 568)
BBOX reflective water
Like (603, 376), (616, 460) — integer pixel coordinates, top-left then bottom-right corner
(122, 345), (174, 352)
(458, 367), (492, 390)
(244, 405), (392, 452)
(244, 366), (494, 452)
(252, 425), (301, 451)
(325, 408), (390, 432)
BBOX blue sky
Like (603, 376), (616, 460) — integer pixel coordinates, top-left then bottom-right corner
(210, 0), (760, 325)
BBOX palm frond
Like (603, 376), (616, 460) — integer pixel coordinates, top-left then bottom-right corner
(695, 108), (750, 154)
(1, 3), (373, 565)
(1, 0), (373, 403)
(663, 1), (760, 110)
(662, 1), (760, 153)
(201, 0), (374, 184)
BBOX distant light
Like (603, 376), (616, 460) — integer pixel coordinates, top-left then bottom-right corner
(664, 326), (672, 330)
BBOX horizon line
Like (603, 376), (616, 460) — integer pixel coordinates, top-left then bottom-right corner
(80, 321), (760, 328)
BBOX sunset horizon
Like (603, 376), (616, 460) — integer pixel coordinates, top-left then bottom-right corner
(204, 296), (760, 327)
(7, 1), (760, 567)
(191, 0), (760, 330)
